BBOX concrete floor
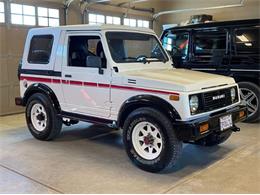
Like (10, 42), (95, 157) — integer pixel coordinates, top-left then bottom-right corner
(0, 114), (259, 193)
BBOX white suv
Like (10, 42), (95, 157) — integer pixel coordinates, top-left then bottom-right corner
(16, 24), (247, 172)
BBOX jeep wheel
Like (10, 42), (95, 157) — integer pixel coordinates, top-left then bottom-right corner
(123, 107), (182, 173)
(238, 82), (260, 123)
(195, 130), (232, 146)
(26, 93), (62, 141)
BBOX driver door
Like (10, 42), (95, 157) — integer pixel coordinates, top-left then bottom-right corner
(61, 32), (111, 118)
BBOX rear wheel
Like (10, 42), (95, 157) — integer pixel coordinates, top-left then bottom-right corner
(123, 107), (182, 173)
(238, 82), (260, 123)
(26, 93), (62, 141)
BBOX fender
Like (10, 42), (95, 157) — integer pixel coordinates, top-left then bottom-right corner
(117, 95), (181, 128)
(22, 83), (61, 112)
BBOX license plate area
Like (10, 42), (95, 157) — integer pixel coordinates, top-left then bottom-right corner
(220, 114), (233, 131)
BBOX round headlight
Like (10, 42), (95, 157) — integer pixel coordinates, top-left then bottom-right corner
(230, 88), (236, 102)
(190, 95), (199, 114)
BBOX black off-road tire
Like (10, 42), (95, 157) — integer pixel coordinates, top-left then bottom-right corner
(238, 82), (260, 123)
(25, 93), (62, 141)
(195, 130), (232, 146)
(123, 107), (182, 173)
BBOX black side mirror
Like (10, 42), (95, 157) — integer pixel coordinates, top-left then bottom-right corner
(170, 47), (183, 68)
(86, 56), (103, 74)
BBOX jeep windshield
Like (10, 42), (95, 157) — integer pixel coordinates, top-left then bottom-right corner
(106, 32), (168, 63)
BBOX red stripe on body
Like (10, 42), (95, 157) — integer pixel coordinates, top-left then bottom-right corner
(70, 80), (83, 86)
(20, 76), (179, 95)
(84, 82), (98, 87)
(52, 79), (61, 84)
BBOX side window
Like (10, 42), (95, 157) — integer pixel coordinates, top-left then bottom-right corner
(193, 31), (227, 56)
(162, 31), (189, 59)
(234, 27), (260, 54)
(68, 36), (106, 68)
(28, 35), (53, 64)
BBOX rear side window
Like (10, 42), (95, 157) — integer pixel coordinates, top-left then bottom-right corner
(193, 31), (227, 56)
(28, 35), (54, 64)
(234, 27), (260, 54)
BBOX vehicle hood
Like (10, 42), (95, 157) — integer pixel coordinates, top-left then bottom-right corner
(121, 68), (235, 92)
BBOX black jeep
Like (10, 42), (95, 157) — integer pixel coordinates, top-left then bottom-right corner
(161, 19), (260, 122)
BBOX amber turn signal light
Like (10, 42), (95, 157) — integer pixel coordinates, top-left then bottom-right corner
(239, 111), (245, 118)
(169, 94), (179, 101)
(199, 123), (209, 134)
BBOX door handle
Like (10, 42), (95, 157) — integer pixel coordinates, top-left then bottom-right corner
(65, 74), (72, 78)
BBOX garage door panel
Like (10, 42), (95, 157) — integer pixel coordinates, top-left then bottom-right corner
(0, 58), (9, 85)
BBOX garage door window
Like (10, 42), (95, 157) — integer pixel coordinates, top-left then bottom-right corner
(123, 18), (137, 27)
(10, 3), (36, 25)
(89, 13), (105, 24)
(0, 2), (5, 23)
(28, 35), (54, 64)
(106, 16), (121, 25)
(38, 7), (60, 27)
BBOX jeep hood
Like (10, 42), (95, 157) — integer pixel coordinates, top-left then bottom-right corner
(121, 68), (235, 92)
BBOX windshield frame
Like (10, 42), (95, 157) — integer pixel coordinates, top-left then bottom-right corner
(105, 31), (169, 64)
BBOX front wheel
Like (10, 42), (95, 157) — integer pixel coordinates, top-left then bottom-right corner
(26, 93), (62, 141)
(123, 107), (182, 173)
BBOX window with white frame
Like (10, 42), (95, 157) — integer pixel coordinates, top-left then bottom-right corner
(88, 13), (105, 24)
(0, 2), (4, 23)
(137, 19), (149, 28)
(106, 16), (120, 25)
(38, 7), (60, 27)
(10, 3), (36, 25)
(123, 18), (136, 27)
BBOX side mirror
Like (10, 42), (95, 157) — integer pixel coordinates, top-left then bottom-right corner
(86, 56), (103, 74)
(170, 47), (183, 68)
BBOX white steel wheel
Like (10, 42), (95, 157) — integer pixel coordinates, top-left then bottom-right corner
(240, 88), (258, 118)
(30, 103), (47, 132)
(132, 121), (163, 160)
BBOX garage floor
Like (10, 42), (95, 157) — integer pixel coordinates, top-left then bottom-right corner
(0, 114), (259, 193)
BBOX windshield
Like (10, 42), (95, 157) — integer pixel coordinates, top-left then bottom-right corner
(106, 32), (168, 63)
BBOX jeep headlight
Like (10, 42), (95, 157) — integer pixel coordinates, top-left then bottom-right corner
(190, 95), (199, 114)
(230, 87), (237, 102)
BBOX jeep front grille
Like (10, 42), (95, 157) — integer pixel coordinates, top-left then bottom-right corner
(203, 88), (233, 112)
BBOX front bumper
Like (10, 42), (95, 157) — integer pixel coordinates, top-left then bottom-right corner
(173, 105), (247, 142)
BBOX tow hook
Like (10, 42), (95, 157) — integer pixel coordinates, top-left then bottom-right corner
(232, 125), (240, 132)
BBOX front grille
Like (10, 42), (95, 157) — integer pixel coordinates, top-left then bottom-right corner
(203, 88), (232, 112)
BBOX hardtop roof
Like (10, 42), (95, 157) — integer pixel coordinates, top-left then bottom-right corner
(29, 24), (155, 34)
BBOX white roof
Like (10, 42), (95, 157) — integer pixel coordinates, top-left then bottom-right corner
(29, 24), (155, 34)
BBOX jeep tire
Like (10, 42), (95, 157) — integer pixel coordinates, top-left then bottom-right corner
(238, 82), (260, 123)
(123, 107), (182, 173)
(195, 130), (232, 146)
(25, 93), (62, 141)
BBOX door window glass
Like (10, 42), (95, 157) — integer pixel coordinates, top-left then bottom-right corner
(162, 32), (189, 59)
(194, 31), (226, 56)
(28, 35), (53, 64)
(68, 36), (106, 68)
(234, 27), (259, 54)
